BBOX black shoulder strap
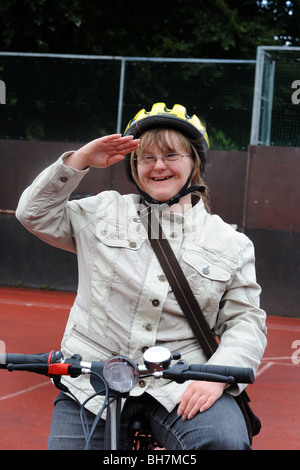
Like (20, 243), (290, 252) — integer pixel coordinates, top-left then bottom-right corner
(141, 208), (218, 359)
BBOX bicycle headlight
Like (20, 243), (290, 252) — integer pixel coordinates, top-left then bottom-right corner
(103, 356), (139, 393)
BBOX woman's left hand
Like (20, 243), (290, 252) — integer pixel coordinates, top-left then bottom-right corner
(177, 381), (227, 420)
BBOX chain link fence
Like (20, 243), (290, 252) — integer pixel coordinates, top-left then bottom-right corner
(0, 53), (255, 150)
(1, 50), (299, 150)
(251, 46), (300, 147)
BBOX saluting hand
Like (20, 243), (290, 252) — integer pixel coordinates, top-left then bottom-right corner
(64, 134), (140, 170)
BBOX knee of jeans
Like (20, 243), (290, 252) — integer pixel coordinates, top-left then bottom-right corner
(194, 428), (251, 450)
(216, 434), (250, 450)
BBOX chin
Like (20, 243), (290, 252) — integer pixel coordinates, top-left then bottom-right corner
(149, 192), (174, 203)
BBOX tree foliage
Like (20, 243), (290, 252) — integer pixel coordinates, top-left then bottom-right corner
(0, 1), (298, 148)
(0, 0), (299, 59)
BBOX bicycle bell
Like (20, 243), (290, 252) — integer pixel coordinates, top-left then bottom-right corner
(103, 356), (139, 393)
(143, 346), (172, 372)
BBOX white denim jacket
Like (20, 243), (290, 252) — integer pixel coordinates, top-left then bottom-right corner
(16, 153), (267, 416)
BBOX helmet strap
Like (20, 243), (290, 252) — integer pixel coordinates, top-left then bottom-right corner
(135, 171), (205, 209)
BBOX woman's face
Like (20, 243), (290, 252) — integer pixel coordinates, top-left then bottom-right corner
(136, 130), (194, 204)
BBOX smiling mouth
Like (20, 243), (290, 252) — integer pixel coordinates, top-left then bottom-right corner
(152, 176), (173, 181)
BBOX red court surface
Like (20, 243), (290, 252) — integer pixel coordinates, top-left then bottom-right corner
(0, 286), (299, 451)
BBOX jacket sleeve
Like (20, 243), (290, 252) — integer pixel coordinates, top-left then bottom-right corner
(207, 237), (267, 393)
(15, 153), (89, 253)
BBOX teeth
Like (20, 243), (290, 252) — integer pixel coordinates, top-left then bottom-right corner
(153, 176), (172, 181)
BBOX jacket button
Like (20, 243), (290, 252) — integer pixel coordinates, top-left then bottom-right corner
(152, 299), (160, 307)
(60, 176), (68, 183)
(145, 323), (152, 331)
(202, 266), (210, 275)
(129, 241), (137, 248)
(139, 379), (146, 388)
(141, 346), (148, 353)
(158, 274), (166, 282)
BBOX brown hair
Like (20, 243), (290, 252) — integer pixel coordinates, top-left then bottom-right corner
(130, 128), (211, 212)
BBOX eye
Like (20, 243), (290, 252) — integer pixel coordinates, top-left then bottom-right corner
(139, 154), (156, 165)
(164, 153), (181, 162)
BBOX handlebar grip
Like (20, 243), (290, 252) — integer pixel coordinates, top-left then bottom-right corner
(189, 364), (254, 384)
(0, 351), (62, 369)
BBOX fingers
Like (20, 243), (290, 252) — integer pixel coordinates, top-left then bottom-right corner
(65, 134), (139, 170)
(115, 137), (140, 155)
(103, 135), (140, 167)
(101, 134), (140, 151)
(177, 382), (226, 421)
(179, 393), (215, 420)
(177, 389), (208, 421)
(96, 134), (140, 161)
(104, 154), (126, 167)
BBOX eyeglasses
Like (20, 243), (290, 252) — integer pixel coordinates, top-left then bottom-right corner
(136, 153), (191, 166)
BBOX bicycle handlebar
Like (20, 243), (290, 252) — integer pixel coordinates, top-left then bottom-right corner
(0, 351), (88, 378)
(0, 351), (63, 367)
(188, 363), (254, 384)
(0, 347), (255, 388)
(0, 347), (255, 451)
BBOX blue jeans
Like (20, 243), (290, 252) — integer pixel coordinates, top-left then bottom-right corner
(47, 391), (251, 450)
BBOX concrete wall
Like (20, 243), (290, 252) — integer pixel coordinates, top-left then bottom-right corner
(0, 140), (299, 317)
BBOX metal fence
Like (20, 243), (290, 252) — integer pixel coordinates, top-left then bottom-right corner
(251, 46), (300, 147)
(0, 53), (255, 150)
(0, 49), (299, 150)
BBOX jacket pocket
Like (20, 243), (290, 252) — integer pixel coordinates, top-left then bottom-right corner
(183, 250), (232, 282)
(91, 220), (146, 285)
(181, 250), (233, 319)
(94, 220), (145, 250)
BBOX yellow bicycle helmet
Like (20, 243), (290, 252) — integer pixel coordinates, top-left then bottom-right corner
(123, 102), (209, 206)
(125, 101), (208, 137)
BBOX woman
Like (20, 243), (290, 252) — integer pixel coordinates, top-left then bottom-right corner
(16, 103), (267, 450)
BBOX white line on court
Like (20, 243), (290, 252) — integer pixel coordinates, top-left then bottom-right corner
(256, 362), (274, 377)
(0, 381), (50, 401)
(0, 298), (72, 310)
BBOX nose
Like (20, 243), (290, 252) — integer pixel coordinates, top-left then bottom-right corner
(153, 156), (168, 169)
